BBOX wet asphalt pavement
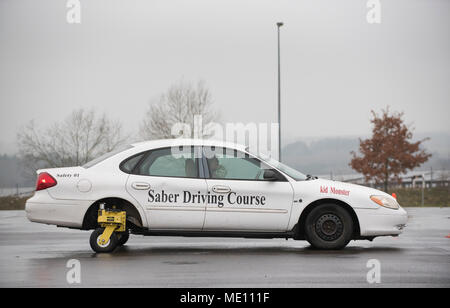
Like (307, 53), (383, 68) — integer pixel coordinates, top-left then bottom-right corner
(0, 208), (449, 288)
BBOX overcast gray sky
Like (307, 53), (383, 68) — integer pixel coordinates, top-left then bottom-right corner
(0, 0), (449, 155)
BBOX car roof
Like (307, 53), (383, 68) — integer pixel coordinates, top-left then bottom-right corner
(131, 138), (247, 152)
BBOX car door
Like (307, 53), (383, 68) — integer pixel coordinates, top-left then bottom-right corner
(125, 146), (207, 230)
(202, 147), (294, 232)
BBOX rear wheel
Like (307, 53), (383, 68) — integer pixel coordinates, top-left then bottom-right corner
(117, 231), (130, 246)
(304, 204), (353, 250)
(89, 228), (119, 253)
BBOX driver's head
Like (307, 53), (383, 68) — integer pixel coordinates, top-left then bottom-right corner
(209, 156), (219, 171)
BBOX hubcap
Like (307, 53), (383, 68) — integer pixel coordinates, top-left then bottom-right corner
(97, 235), (110, 248)
(315, 213), (344, 241)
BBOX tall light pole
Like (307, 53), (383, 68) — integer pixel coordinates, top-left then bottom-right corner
(276, 22), (283, 162)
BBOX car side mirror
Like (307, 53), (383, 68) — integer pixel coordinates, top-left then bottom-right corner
(263, 169), (282, 181)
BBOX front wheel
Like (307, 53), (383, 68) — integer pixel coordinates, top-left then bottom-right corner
(304, 204), (353, 250)
(90, 228), (119, 253)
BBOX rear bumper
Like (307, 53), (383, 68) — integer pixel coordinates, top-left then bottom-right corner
(25, 192), (91, 228)
(356, 206), (408, 237)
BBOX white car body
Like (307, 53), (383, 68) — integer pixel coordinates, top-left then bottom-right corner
(25, 139), (408, 244)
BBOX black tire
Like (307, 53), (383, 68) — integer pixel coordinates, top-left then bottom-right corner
(304, 203), (353, 250)
(117, 231), (130, 246)
(89, 228), (119, 253)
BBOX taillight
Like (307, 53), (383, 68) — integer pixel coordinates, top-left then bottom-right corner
(36, 172), (57, 191)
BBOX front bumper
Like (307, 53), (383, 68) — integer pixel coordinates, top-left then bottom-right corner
(355, 206), (408, 237)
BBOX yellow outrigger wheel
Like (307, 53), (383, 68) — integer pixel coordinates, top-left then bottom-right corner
(89, 205), (127, 253)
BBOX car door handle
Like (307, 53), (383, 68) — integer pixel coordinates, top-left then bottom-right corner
(131, 182), (151, 190)
(212, 185), (231, 194)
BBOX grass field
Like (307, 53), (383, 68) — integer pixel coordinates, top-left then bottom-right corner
(389, 187), (449, 207)
(0, 196), (30, 210)
(0, 187), (448, 210)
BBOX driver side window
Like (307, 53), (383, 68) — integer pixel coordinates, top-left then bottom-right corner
(205, 148), (269, 181)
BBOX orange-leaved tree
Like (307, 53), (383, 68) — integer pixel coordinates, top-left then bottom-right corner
(350, 108), (431, 192)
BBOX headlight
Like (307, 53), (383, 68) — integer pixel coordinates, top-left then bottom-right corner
(370, 195), (399, 210)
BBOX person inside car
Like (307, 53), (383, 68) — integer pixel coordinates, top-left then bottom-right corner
(207, 155), (227, 178)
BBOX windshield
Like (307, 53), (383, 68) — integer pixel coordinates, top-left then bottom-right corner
(250, 151), (307, 181)
(83, 145), (133, 168)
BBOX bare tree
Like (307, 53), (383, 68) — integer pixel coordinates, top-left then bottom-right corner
(17, 109), (127, 176)
(139, 80), (219, 140)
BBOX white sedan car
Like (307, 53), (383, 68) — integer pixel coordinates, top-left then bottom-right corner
(26, 139), (408, 253)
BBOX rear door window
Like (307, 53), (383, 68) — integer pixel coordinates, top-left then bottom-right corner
(137, 146), (199, 178)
